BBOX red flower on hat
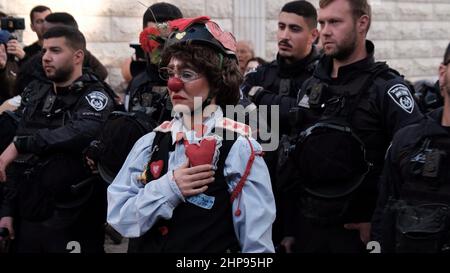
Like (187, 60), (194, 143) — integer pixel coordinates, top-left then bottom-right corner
(139, 26), (162, 54)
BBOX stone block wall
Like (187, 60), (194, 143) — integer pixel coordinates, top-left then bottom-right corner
(1, 0), (448, 90)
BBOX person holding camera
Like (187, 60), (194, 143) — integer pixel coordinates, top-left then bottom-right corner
(0, 30), (19, 105)
(0, 26), (114, 253)
(0, 6), (51, 64)
(14, 12), (108, 102)
(283, 0), (423, 253)
(371, 43), (450, 253)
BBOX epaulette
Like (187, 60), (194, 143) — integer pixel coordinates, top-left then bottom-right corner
(154, 120), (173, 133)
(216, 117), (251, 137)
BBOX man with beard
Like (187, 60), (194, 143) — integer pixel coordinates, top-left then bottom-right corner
(240, 0), (321, 252)
(0, 26), (114, 252)
(371, 43), (450, 253)
(286, 0), (423, 252)
(14, 12), (108, 100)
(241, 0), (320, 136)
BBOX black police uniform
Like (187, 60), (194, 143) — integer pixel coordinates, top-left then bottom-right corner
(87, 64), (171, 184)
(241, 46), (320, 135)
(126, 64), (171, 122)
(22, 41), (42, 64)
(289, 40), (423, 252)
(0, 72), (114, 253)
(240, 46), (321, 248)
(372, 108), (450, 252)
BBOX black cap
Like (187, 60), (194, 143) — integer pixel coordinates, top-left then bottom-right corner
(165, 20), (237, 60)
(143, 2), (183, 27)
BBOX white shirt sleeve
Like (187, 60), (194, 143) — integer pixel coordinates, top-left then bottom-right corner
(224, 135), (276, 253)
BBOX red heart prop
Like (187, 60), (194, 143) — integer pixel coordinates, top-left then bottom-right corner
(149, 160), (164, 179)
(184, 138), (216, 167)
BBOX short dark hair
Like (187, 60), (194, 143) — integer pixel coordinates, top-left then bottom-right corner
(43, 26), (86, 51)
(161, 43), (242, 109)
(30, 5), (51, 22)
(143, 2), (183, 28)
(0, 11), (7, 18)
(444, 43), (450, 65)
(320, 0), (371, 32)
(45, 12), (78, 29)
(281, 1), (318, 29)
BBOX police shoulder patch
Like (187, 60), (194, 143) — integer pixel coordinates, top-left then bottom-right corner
(85, 91), (108, 111)
(387, 84), (414, 114)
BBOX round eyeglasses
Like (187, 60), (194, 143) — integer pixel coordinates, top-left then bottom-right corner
(159, 67), (202, 83)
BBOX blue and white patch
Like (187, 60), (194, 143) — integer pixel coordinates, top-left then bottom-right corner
(187, 194), (215, 209)
(387, 84), (414, 114)
(85, 91), (108, 111)
(298, 94), (310, 108)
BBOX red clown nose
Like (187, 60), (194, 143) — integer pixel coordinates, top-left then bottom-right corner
(168, 77), (184, 92)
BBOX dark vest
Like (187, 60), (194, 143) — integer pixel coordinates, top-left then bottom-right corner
(128, 130), (241, 253)
(127, 68), (171, 124)
(18, 74), (107, 137)
(383, 135), (450, 253)
(289, 63), (394, 224)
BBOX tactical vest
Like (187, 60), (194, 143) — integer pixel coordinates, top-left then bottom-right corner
(128, 130), (241, 253)
(18, 74), (109, 136)
(127, 70), (171, 124)
(383, 135), (450, 253)
(93, 111), (157, 183)
(13, 74), (108, 223)
(286, 63), (391, 225)
(251, 59), (317, 99)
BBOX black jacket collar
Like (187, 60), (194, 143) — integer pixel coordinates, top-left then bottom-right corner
(314, 40), (376, 83)
(276, 45), (321, 78)
(421, 107), (449, 137)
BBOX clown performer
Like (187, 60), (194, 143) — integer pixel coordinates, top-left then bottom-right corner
(107, 17), (276, 253)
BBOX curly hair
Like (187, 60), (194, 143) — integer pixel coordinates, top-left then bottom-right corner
(161, 43), (242, 109)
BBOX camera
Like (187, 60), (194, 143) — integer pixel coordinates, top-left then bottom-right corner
(0, 16), (25, 33)
(130, 43), (146, 62)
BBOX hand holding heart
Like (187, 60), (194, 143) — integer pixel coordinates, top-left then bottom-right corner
(173, 159), (215, 197)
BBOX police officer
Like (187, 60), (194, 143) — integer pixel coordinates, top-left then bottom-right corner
(240, 1), (320, 251)
(85, 3), (183, 185)
(125, 2), (183, 118)
(0, 26), (114, 253)
(288, 0), (423, 252)
(241, 0), (320, 136)
(371, 43), (450, 253)
(0, 30), (18, 105)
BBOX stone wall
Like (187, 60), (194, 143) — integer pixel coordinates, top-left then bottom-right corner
(1, 0), (448, 91)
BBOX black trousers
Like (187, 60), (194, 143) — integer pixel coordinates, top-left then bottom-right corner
(5, 154), (107, 253)
(294, 214), (366, 253)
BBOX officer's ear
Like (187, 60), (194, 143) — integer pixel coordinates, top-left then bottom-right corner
(73, 49), (85, 65)
(309, 28), (319, 46)
(438, 63), (448, 97)
(356, 15), (370, 36)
